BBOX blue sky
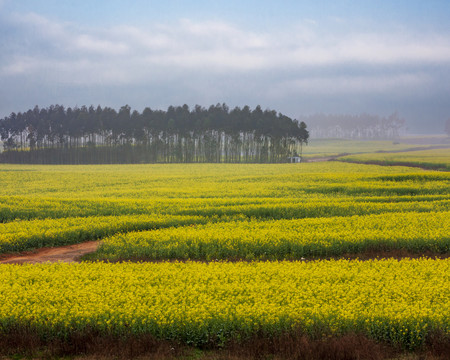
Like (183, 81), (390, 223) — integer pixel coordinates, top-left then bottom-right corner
(1, 0), (450, 133)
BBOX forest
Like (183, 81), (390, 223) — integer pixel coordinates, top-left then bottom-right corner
(0, 104), (309, 164)
(301, 112), (405, 139)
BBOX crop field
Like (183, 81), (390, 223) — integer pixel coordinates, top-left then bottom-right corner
(339, 148), (450, 171)
(0, 259), (449, 350)
(0, 159), (449, 358)
(302, 139), (421, 158)
(95, 212), (449, 261)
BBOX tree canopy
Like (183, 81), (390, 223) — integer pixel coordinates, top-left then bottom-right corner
(0, 104), (309, 164)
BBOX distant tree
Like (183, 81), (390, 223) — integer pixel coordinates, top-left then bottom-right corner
(0, 103), (310, 164)
(296, 121), (309, 157)
(301, 112), (405, 139)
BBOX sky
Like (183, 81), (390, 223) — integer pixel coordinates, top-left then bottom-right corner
(1, 0), (450, 134)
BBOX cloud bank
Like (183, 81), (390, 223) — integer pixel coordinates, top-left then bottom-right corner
(1, 11), (450, 132)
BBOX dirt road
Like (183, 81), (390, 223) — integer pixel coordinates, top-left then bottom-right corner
(305, 156), (338, 162)
(0, 241), (99, 264)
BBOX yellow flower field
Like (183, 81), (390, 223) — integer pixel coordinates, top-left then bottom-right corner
(0, 161), (449, 354)
(95, 211), (450, 260)
(0, 162), (448, 254)
(0, 259), (448, 349)
(0, 214), (208, 253)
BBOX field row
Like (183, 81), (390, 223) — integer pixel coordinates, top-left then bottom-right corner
(94, 211), (450, 261)
(1, 210), (448, 258)
(0, 259), (448, 349)
(1, 194), (449, 223)
(0, 214), (208, 253)
(1, 163), (448, 200)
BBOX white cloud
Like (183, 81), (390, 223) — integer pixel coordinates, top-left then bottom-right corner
(331, 33), (450, 65)
(12, 12), (67, 40)
(272, 73), (432, 96)
(1, 12), (450, 94)
(1, 56), (37, 75)
(74, 34), (128, 55)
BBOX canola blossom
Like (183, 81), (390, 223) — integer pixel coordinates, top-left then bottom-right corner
(1, 195), (448, 223)
(0, 259), (448, 349)
(0, 214), (209, 253)
(0, 163), (448, 202)
(95, 211), (450, 261)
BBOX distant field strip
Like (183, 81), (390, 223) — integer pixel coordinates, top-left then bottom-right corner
(339, 148), (450, 171)
(1, 163), (448, 200)
(302, 139), (423, 158)
(0, 259), (448, 349)
(1, 195), (449, 223)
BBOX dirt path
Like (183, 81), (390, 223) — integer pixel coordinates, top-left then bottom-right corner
(0, 241), (99, 264)
(0, 240), (447, 264)
(306, 156), (338, 162)
(306, 144), (450, 162)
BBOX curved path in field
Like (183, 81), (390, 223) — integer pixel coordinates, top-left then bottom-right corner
(306, 144), (450, 170)
(0, 241), (447, 264)
(0, 241), (99, 264)
(305, 156), (338, 162)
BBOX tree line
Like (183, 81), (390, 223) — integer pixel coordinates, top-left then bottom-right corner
(300, 113), (405, 139)
(0, 104), (309, 164)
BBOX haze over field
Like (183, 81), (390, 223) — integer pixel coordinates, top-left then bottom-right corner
(1, 0), (450, 134)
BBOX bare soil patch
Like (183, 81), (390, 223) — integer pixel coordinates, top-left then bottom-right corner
(1, 327), (448, 360)
(0, 241), (99, 264)
(305, 156), (339, 162)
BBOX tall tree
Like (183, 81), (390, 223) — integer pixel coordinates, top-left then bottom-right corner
(0, 104), (309, 164)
